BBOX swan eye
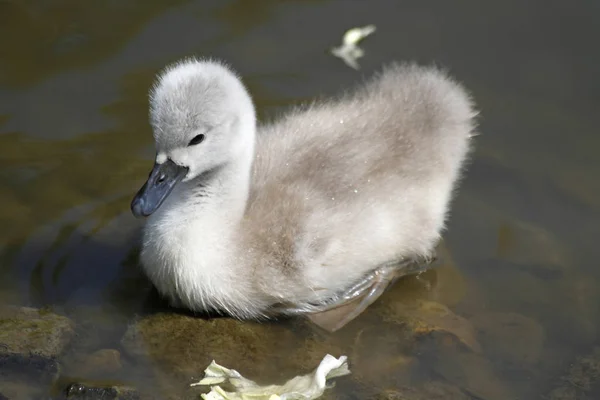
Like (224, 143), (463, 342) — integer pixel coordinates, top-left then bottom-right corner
(188, 134), (205, 146)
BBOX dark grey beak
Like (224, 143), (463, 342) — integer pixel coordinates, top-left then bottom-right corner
(131, 159), (188, 218)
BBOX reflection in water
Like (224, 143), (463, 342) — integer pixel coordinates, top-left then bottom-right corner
(0, 67), (160, 308)
(1, 0), (600, 398)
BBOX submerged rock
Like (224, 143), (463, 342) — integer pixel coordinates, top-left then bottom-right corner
(121, 313), (344, 397)
(378, 299), (481, 353)
(470, 312), (545, 367)
(65, 382), (141, 400)
(63, 348), (123, 380)
(0, 305), (74, 381)
(377, 381), (470, 400)
(432, 352), (514, 400)
(545, 346), (600, 400)
(0, 379), (44, 399)
(425, 243), (468, 308)
(495, 220), (571, 277)
(343, 324), (418, 390)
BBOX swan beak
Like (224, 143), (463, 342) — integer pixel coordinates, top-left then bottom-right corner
(131, 159), (188, 218)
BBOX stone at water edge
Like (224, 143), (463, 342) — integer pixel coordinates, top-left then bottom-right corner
(0, 305), (75, 381)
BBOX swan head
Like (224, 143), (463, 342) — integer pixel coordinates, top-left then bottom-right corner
(131, 58), (256, 218)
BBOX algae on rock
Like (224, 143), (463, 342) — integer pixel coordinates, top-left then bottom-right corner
(545, 346), (600, 400)
(121, 313), (345, 396)
(0, 306), (75, 397)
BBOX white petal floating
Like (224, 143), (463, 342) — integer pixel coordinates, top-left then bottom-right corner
(191, 354), (351, 400)
(331, 25), (376, 70)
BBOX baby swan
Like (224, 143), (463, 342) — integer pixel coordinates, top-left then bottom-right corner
(131, 58), (476, 331)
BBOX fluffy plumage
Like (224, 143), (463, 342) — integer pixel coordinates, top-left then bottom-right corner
(137, 58), (477, 321)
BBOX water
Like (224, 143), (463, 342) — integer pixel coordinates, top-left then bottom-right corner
(1, 0), (599, 398)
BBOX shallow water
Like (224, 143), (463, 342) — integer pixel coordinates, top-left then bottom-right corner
(1, 0), (600, 398)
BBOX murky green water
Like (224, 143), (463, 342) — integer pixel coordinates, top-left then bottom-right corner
(1, 0), (600, 398)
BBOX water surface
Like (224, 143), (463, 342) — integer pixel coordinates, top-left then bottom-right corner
(1, 0), (599, 398)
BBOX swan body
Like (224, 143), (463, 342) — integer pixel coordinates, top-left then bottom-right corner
(131, 58), (477, 328)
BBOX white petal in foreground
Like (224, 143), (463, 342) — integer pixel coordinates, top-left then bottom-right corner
(191, 354), (351, 400)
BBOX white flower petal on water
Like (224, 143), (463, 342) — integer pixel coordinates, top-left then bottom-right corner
(331, 25), (376, 69)
(342, 25), (376, 46)
(191, 354), (350, 400)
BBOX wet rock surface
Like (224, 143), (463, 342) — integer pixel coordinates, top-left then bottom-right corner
(378, 299), (481, 353)
(0, 306), (75, 398)
(64, 382), (141, 400)
(0, 306), (74, 381)
(121, 312), (345, 397)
